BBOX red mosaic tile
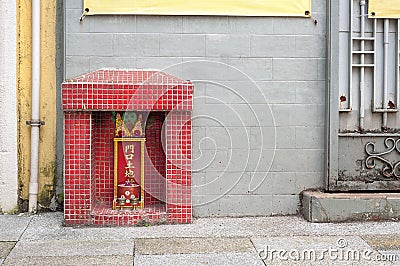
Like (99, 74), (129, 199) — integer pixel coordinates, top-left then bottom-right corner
(62, 69), (193, 111)
(62, 69), (192, 226)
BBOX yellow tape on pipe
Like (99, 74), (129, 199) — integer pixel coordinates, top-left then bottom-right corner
(84, 0), (311, 17)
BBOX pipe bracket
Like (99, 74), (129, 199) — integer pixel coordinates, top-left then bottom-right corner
(26, 120), (45, 127)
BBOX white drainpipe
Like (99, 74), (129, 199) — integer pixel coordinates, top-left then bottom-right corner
(382, 19), (389, 130)
(359, 0), (366, 131)
(28, 0), (43, 213)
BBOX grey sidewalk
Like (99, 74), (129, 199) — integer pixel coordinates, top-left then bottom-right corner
(1, 212), (400, 265)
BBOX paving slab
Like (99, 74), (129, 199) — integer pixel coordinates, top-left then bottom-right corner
(0, 242), (15, 259)
(20, 212), (400, 242)
(251, 236), (390, 265)
(7, 240), (134, 258)
(134, 252), (264, 266)
(2, 255), (133, 266)
(0, 215), (31, 241)
(378, 251), (400, 264)
(135, 237), (253, 255)
(362, 235), (400, 250)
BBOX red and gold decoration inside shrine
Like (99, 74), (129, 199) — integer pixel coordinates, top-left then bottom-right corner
(113, 112), (146, 210)
(62, 69), (193, 226)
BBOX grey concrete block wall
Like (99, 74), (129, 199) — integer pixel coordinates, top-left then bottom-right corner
(65, 0), (327, 217)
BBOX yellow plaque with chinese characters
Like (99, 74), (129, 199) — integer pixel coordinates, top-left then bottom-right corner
(113, 138), (145, 210)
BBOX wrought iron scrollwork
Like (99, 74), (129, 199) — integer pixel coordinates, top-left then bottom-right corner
(365, 138), (400, 178)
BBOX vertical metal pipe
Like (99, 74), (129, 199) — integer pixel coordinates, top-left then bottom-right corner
(359, 0), (366, 131)
(397, 20), (400, 109)
(28, 0), (41, 213)
(382, 19), (389, 130)
(372, 19), (378, 111)
(348, 0), (354, 111)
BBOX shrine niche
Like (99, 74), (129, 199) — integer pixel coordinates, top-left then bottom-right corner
(61, 69), (193, 226)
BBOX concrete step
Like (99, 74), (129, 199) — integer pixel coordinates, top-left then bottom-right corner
(301, 191), (400, 222)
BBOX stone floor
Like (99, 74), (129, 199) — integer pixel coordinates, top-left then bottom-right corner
(1, 212), (400, 265)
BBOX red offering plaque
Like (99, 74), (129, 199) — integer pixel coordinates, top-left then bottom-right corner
(113, 138), (145, 210)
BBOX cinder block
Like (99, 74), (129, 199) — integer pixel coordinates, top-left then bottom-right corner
(245, 172), (274, 195)
(206, 35), (250, 57)
(226, 172), (273, 195)
(295, 35), (326, 58)
(245, 104), (275, 127)
(250, 126), (298, 150)
(193, 103), (271, 127)
(204, 81), (252, 104)
(181, 58), (230, 81)
(295, 126), (324, 149)
(228, 17), (273, 35)
(295, 149), (324, 173)
(273, 17), (325, 35)
(192, 148), (229, 172)
(270, 149), (324, 173)
(203, 171), (249, 195)
(250, 35), (295, 57)
(192, 172), (206, 189)
(272, 195), (299, 215)
(295, 81), (325, 104)
(183, 16), (228, 34)
(271, 104), (324, 126)
(89, 16), (136, 33)
(136, 15), (183, 33)
(160, 34), (205, 57)
(192, 126), (206, 147)
(245, 149), (275, 172)
(275, 127), (296, 149)
(89, 57), (136, 71)
(65, 56), (90, 79)
(113, 34), (159, 57)
(65, 0), (82, 9)
(251, 81), (296, 104)
(136, 57), (182, 72)
(249, 127), (276, 150)
(192, 195), (273, 217)
(204, 126), (251, 150)
(271, 173), (297, 195)
(272, 58), (319, 81)
(66, 33), (113, 56)
(269, 149), (298, 172)
(227, 58), (273, 81)
(295, 172), (324, 192)
(65, 9), (90, 33)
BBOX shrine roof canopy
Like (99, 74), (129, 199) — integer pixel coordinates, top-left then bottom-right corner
(62, 69), (193, 111)
(65, 69), (192, 86)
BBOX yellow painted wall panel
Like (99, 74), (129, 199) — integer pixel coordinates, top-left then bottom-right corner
(17, 0), (57, 206)
(369, 0), (400, 18)
(84, 0), (311, 17)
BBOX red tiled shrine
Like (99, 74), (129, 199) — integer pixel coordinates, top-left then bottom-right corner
(61, 69), (193, 226)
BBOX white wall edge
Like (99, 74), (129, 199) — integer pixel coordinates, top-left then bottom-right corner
(0, 0), (19, 212)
